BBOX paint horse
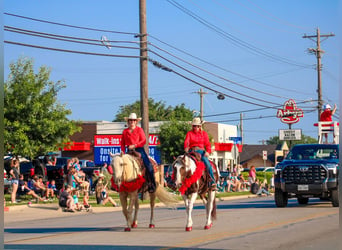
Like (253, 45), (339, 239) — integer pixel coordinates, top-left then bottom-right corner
(110, 152), (178, 232)
(172, 153), (218, 231)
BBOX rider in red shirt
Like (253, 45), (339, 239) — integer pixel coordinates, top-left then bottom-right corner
(184, 117), (216, 189)
(121, 113), (156, 193)
(320, 103), (337, 143)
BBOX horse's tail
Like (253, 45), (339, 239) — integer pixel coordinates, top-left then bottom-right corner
(211, 198), (217, 220)
(155, 185), (179, 207)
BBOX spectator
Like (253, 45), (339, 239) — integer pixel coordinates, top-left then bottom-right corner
(218, 177), (228, 192)
(18, 174), (44, 202)
(83, 192), (92, 210)
(95, 174), (117, 207)
(9, 158), (20, 203)
(238, 173), (249, 191)
(248, 166), (256, 185)
(59, 185), (76, 212)
(72, 157), (89, 192)
(256, 179), (270, 196)
(231, 172), (241, 192)
(46, 180), (59, 199)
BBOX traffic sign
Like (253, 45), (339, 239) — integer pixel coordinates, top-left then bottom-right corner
(262, 150), (267, 160)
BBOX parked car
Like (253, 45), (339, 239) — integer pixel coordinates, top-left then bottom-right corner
(78, 159), (95, 168)
(255, 167), (275, 172)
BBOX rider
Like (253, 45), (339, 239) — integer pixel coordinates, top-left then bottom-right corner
(121, 112), (156, 193)
(184, 117), (216, 190)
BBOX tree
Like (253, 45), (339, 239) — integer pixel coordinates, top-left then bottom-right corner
(158, 119), (191, 163)
(4, 57), (81, 158)
(113, 99), (193, 122)
(267, 134), (318, 145)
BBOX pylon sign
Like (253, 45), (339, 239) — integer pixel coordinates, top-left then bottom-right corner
(276, 99), (304, 124)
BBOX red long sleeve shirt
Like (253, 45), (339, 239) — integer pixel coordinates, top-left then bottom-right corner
(184, 129), (211, 153)
(121, 126), (146, 152)
(320, 110), (333, 122)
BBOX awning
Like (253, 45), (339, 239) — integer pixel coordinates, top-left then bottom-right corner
(237, 144), (243, 152)
(214, 143), (233, 151)
(62, 141), (91, 151)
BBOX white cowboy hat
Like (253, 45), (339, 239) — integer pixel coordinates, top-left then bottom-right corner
(124, 113), (142, 121)
(323, 104), (331, 110)
(191, 117), (203, 126)
(99, 173), (105, 178)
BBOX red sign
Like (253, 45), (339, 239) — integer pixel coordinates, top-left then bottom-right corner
(94, 134), (160, 147)
(277, 99), (304, 124)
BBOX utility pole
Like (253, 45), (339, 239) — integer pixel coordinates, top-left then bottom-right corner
(195, 88), (208, 122)
(139, 0), (149, 151)
(303, 28), (335, 121)
(240, 113), (243, 145)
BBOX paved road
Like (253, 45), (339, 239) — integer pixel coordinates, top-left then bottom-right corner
(4, 195), (339, 249)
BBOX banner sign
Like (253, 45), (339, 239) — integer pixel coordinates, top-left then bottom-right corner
(94, 134), (161, 165)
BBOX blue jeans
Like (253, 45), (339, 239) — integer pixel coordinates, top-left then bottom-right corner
(135, 147), (156, 191)
(192, 149), (215, 185)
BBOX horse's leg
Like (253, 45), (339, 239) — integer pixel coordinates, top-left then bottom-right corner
(183, 192), (197, 231)
(126, 191), (138, 230)
(149, 191), (156, 228)
(131, 191), (139, 228)
(119, 192), (131, 232)
(204, 190), (216, 230)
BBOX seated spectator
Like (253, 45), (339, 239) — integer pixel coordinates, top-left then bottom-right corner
(83, 192), (92, 210)
(31, 175), (46, 198)
(59, 185), (76, 212)
(46, 180), (59, 200)
(238, 174), (249, 191)
(18, 174), (45, 202)
(256, 179), (270, 196)
(95, 174), (117, 207)
(231, 172), (242, 192)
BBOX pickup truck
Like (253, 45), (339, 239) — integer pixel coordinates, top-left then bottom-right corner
(274, 144), (339, 207)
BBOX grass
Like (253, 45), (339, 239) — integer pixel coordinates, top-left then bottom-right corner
(4, 188), (256, 207)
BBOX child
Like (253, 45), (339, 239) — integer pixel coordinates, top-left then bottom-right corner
(47, 180), (59, 199)
(83, 192), (92, 211)
(59, 185), (76, 212)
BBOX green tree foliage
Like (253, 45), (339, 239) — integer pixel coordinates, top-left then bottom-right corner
(113, 99), (193, 122)
(266, 134), (318, 145)
(158, 120), (192, 163)
(4, 57), (81, 158)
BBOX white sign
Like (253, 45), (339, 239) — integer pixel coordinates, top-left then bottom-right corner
(279, 129), (302, 140)
(262, 150), (267, 160)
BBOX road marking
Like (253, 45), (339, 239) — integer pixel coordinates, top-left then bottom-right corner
(160, 210), (338, 250)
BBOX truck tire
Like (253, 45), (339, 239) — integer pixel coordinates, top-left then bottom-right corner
(331, 188), (339, 207)
(297, 197), (309, 205)
(275, 188), (288, 207)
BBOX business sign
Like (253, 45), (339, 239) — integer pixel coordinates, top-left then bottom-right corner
(262, 150), (267, 160)
(229, 136), (242, 144)
(276, 99), (304, 124)
(94, 134), (161, 165)
(279, 129), (302, 140)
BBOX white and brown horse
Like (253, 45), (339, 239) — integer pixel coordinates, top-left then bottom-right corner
(110, 152), (178, 232)
(172, 154), (218, 231)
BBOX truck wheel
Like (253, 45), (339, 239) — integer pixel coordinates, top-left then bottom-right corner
(331, 188), (339, 207)
(275, 188), (288, 207)
(297, 197), (309, 205)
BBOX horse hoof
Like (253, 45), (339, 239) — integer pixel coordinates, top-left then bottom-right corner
(131, 222), (138, 228)
(204, 223), (213, 230)
(185, 226), (192, 232)
(149, 224), (155, 228)
(124, 227), (131, 232)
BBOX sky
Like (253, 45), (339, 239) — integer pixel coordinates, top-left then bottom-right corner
(4, 0), (340, 144)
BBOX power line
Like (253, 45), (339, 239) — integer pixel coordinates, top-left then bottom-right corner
(4, 40), (142, 59)
(5, 26), (140, 50)
(166, 0), (311, 68)
(5, 12), (137, 36)
(148, 34), (313, 96)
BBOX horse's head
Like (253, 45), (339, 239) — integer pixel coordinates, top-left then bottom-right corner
(110, 152), (125, 186)
(172, 155), (195, 189)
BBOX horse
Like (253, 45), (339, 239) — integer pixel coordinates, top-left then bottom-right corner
(172, 153), (218, 231)
(109, 152), (178, 232)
